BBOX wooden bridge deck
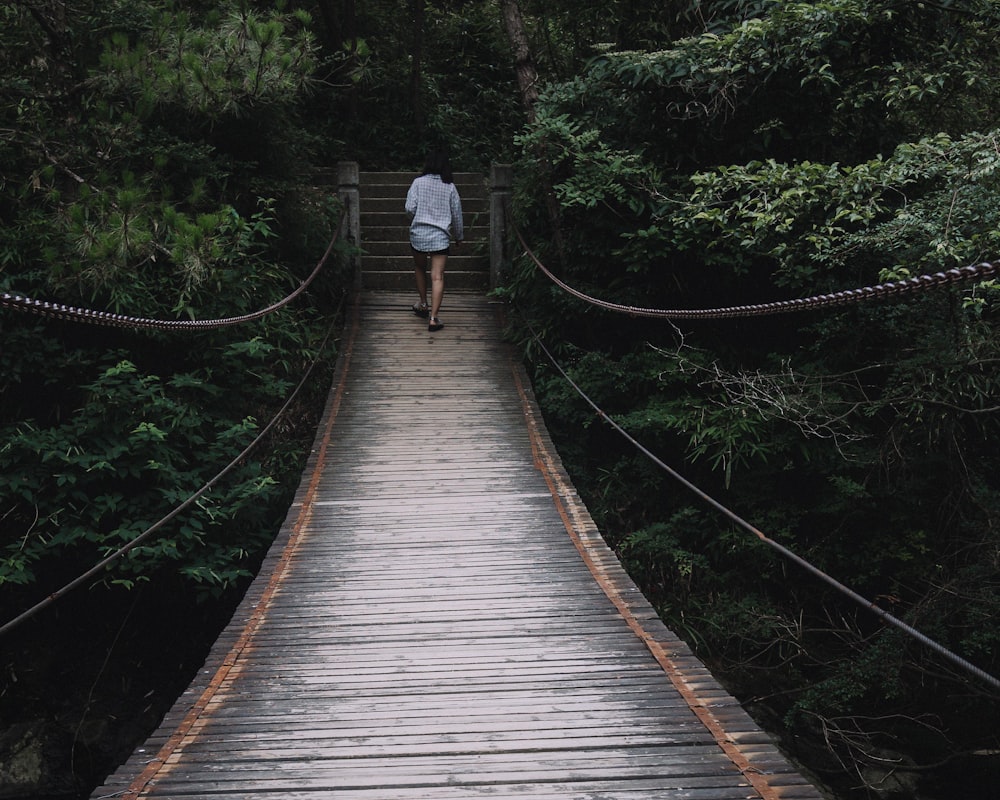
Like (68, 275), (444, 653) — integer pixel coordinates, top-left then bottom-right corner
(93, 290), (823, 800)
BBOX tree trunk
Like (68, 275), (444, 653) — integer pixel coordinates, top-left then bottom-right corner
(498, 0), (564, 264)
(499, 0), (539, 121)
(408, 0), (425, 139)
(312, 0), (340, 50)
(339, 0), (359, 121)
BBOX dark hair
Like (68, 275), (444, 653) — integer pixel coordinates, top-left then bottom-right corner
(421, 150), (453, 184)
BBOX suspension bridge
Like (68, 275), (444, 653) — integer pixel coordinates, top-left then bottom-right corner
(4, 166), (996, 798)
(83, 172), (825, 799)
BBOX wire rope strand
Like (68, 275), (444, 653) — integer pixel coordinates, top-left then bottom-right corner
(518, 309), (1000, 691)
(0, 208), (346, 330)
(0, 297), (347, 639)
(513, 223), (999, 319)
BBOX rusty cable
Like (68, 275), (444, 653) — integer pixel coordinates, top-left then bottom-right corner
(0, 208), (346, 330)
(0, 292), (347, 639)
(513, 223), (999, 318)
(115, 292), (362, 800)
(518, 309), (1000, 691)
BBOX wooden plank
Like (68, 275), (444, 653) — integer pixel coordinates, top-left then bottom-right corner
(91, 289), (822, 800)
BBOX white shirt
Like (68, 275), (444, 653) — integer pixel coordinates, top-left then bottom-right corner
(405, 174), (464, 252)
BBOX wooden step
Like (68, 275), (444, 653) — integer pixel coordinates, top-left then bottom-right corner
(362, 197), (488, 214)
(362, 270), (490, 291)
(362, 213), (489, 231)
(362, 238), (488, 257)
(360, 171), (486, 187)
(363, 223), (489, 240)
(358, 171), (490, 290)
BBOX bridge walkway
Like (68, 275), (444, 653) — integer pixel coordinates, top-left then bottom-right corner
(92, 290), (822, 799)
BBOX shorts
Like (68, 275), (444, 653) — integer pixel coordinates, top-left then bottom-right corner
(411, 245), (450, 256)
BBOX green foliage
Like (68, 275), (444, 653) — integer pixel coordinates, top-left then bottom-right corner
(507, 0), (1000, 788)
(618, 514), (711, 611)
(97, 7), (317, 118)
(0, 314), (326, 592)
(520, 0), (1000, 173)
(315, 0), (522, 170)
(0, 0), (348, 602)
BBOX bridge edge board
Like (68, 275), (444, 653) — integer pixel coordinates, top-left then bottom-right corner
(88, 293), (364, 798)
(502, 317), (826, 800)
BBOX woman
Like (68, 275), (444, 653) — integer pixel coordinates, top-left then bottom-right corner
(405, 151), (463, 332)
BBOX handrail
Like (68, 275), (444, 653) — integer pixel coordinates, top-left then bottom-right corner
(514, 222), (1000, 318)
(509, 219), (1000, 690)
(1, 207), (347, 330)
(0, 296), (347, 639)
(519, 310), (999, 690)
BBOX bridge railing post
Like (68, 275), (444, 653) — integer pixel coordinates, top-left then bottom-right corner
(337, 161), (361, 288)
(490, 164), (513, 290)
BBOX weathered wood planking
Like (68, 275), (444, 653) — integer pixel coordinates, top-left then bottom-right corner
(92, 290), (823, 800)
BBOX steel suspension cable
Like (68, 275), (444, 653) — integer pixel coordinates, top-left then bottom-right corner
(519, 314), (1000, 691)
(0, 209), (347, 330)
(0, 298), (346, 639)
(514, 223), (1000, 319)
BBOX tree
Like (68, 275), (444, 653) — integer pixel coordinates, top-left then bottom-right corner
(408, 0), (427, 136)
(499, 0), (540, 117)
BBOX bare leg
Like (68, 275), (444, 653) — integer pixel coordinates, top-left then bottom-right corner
(429, 253), (447, 319)
(413, 251), (428, 307)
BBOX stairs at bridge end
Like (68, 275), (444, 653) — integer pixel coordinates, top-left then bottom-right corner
(359, 171), (490, 291)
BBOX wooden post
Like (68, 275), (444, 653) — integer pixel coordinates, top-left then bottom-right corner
(337, 161), (361, 288)
(490, 164), (513, 290)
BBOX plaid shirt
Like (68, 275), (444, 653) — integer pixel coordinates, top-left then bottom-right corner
(405, 174), (464, 252)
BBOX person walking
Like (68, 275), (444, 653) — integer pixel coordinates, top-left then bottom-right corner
(405, 151), (463, 332)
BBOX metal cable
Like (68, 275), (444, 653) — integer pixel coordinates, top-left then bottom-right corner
(0, 209), (346, 330)
(514, 223), (1000, 318)
(518, 311), (1000, 691)
(0, 296), (346, 639)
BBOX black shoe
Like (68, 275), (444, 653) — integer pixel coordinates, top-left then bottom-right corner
(412, 302), (429, 318)
(428, 317), (444, 332)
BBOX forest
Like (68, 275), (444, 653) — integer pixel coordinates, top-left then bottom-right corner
(1, 1), (998, 798)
